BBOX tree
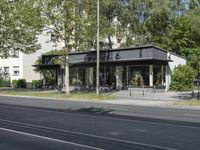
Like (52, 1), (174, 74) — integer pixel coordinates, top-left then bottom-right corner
(170, 65), (195, 91)
(0, 0), (43, 57)
(39, 0), (86, 94)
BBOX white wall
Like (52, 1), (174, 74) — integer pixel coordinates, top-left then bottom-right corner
(0, 52), (23, 81)
(168, 52), (186, 73)
(165, 52), (186, 91)
(0, 32), (63, 87)
(22, 33), (64, 87)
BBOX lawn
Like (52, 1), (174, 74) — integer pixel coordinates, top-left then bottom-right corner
(174, 100), (200, 106)
(0, 90), (115, 101)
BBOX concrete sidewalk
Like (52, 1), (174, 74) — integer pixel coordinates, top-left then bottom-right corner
(0, 89), (198, 109)
(111, 90), (195, 101)
(0, 92), (199, 110)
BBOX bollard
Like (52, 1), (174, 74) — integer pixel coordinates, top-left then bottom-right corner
(153, 85), (156, 93)
(129, 88), (132, 97)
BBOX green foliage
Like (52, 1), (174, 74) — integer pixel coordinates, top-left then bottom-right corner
(0, 0), (43, 56)
(0, 80), (10, 87)
(32, 80), (43, 89)
(12, 80), (18, 88)
(34, 49), (65, 73)
(12, 79), (26, 88)
(170, 65), (195, 91)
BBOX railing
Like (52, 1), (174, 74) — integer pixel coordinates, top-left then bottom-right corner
(128, 85), (166, 97)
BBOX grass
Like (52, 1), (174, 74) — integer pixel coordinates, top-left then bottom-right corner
(0, 90), (115, 101)
(174, 100), (200, 106)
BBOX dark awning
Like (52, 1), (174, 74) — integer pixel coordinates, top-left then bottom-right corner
(33, 64), (61, 70)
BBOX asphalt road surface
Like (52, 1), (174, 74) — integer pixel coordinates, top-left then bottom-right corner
(0, 97), (200, 149)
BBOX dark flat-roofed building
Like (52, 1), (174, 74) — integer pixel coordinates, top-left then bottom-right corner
(34, 45), (186, 91)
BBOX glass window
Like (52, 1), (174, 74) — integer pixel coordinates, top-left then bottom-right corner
(153, 65), (165, 86)
(129, 66), (149, 86)
(13, 66), (19, 76)
(4, 67), (9, 75)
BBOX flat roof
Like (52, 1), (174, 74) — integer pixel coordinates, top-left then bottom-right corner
(68, 45), (163, 55)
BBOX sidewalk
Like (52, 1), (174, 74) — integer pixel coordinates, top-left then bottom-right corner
(0, 92), (199, 110)
(111, 90), (195, 101)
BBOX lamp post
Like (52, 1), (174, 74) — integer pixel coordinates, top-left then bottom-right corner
(96, 0), (100, 95)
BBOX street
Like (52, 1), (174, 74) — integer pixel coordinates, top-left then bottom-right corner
(0, 96), (200, 150)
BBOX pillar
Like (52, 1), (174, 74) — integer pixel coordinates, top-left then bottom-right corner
(165, 66), (170, 91)
(149, 65), (153, 86)
(161, 66), (164, 85)
(116, 66), (123, 90)
(126, 66), (129, 87)
(89, 67), (93, 86)
(85, 67), (93, 87)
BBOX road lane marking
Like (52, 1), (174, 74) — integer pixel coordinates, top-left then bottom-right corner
(184, 114), (200, 117)
(0, 104), (200, 130)
(0, 119), (177, 150)
(0, 127), (104, 150)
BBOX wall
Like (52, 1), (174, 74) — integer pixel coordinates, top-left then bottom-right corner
(0, 32), (63, 88)
(22, 32), (63, 88)
(165, 52), (186, 91)
(168, 53), (186, 73)
(0, 52), (23, 82)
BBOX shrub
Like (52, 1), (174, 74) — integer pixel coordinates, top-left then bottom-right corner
(170, 65), (195, 91)
(12, 79), (26, 88)
(32, 80), (43, 89)
(12, 80), (18, 88)
(17, 79), (26, 88)
(0, 80), (10, 87)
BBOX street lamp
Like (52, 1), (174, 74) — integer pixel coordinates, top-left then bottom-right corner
(96, 0), (100, 95)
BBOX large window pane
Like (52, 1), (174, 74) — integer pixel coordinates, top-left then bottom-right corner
(129, 66), (149, 86)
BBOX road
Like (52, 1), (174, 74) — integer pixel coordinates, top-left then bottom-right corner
(0, 96), (200, 149)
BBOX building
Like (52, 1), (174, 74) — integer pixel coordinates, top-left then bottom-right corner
(37, 45), (186, 91)
(0, 33), (63, 88)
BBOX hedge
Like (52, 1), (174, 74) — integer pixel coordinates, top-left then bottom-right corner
(32, 80), (43, 89)
(12, 79), (26, 88)
(170, 65), (195, 91)
(0, 80), (10, 87)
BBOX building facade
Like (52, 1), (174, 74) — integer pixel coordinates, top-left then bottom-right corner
(38, 45), (186, 91)
(0, 33), (63, 88)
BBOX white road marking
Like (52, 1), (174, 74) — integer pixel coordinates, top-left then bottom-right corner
(0, 127), (104, 150)
(0, 104), (200, 130)
(0, 119), (177, 150)
(184, 114), (200, 117)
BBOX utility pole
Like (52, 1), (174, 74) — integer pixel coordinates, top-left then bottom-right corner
(96, 0), (100, 95)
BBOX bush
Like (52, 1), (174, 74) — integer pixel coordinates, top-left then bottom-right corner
(12, 79), (26, 88)
(17, 79), (26, 88)
(170, 65), (195, 91)
(0, 80), (10, 87)
(12, 80), (18, 88)
(32, 80), (43, 89)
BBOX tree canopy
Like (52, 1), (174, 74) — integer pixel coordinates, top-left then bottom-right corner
(0, 0), (43, 57)
(1, 0), (200, 90)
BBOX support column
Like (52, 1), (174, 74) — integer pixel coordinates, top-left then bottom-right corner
(161, 66), (164, 85)
(85, 67), (93, 87)
(116, 66), (123, 90)
(165, 66), (170, 91)
(126, 66), (129, 87)
(89, 67), (93, 86)
(149, 65), (153, 86)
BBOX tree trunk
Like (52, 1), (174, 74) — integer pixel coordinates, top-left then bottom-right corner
(108, 36), (113, 49)
(65, 55), (70, 94)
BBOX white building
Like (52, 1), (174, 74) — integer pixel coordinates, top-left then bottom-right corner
(0, 33), (63, 88)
